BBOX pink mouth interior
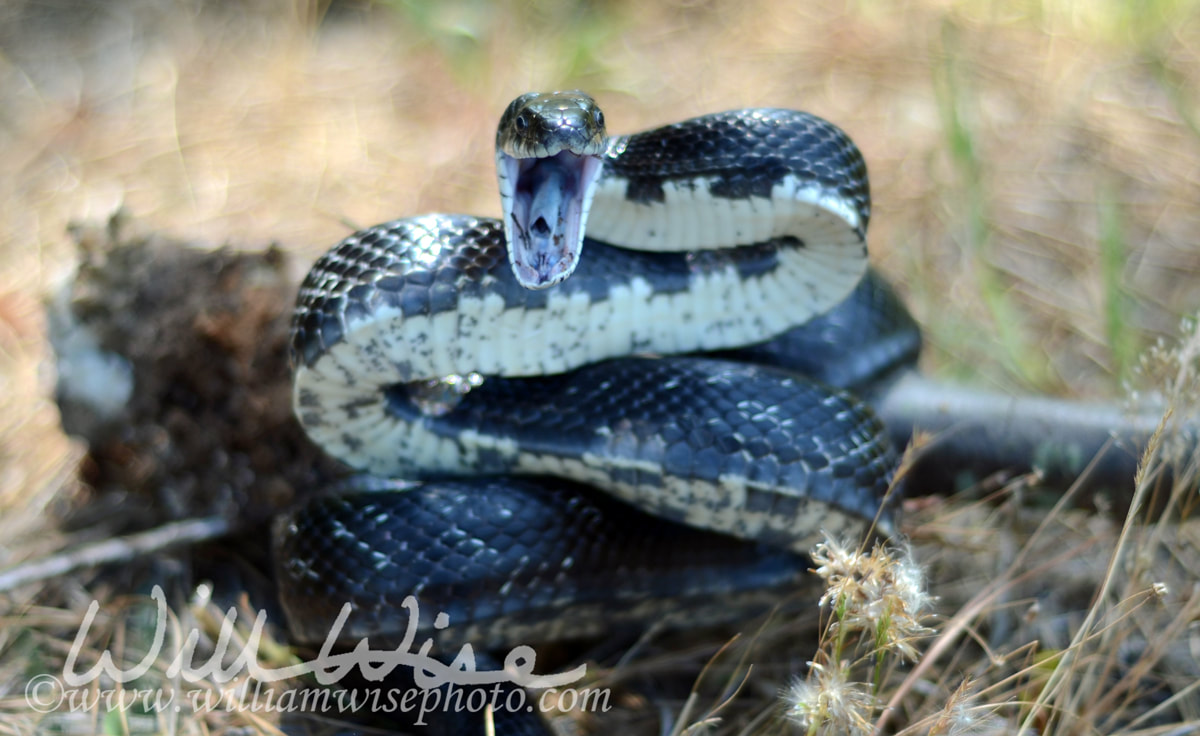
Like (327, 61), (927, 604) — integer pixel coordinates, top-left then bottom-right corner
(500, 150), (604, 289)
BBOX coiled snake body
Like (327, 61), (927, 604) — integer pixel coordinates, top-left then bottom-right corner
(275, 92), (906, 651)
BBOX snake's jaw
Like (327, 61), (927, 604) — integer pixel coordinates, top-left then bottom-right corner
(497, 149), (605, 290)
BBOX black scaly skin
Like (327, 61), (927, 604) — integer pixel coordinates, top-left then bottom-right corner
(604, 108), (871, 235)
(291, 109), (872, 374)
(291, 216), (507, 371)
(378, 357), (895, 548)
(290, 216), (804, 374)
(277, 274), (917, 735)
(275, 477), (815, 651)
(278, 105), (911, 735)
(717, 268), (922, 398)
(280, 275), (912, 647)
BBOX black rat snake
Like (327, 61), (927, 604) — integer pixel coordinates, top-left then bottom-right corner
(274, 91), (912, 665)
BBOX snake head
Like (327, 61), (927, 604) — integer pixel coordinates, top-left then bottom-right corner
(496, 91), (608, 290)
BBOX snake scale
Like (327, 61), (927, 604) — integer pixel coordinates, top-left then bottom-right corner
(274, 91), (910, 662)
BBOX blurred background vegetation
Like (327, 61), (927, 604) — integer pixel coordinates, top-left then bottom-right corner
(5, 0), (1194, 500)
(0, 0), (1197, 731)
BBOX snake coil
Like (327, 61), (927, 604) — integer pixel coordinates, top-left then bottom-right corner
(276, 91), (903, 654)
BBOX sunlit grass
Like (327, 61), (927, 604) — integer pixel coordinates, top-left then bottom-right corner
(1097, 183), (1138, 385)
(374, 0), (625, 89)
(932, 19), (1055, 392)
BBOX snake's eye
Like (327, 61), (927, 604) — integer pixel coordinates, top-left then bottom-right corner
(593, 109), (604, 130)
(515, 115), (529, 133)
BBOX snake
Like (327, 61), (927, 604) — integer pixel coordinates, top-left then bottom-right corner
(274, 91), (908, 658)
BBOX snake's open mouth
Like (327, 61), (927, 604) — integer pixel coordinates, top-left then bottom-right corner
(496, 149), (605, 290)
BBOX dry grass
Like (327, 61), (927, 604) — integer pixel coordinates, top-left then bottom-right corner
(0, 0), (1197, 733)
